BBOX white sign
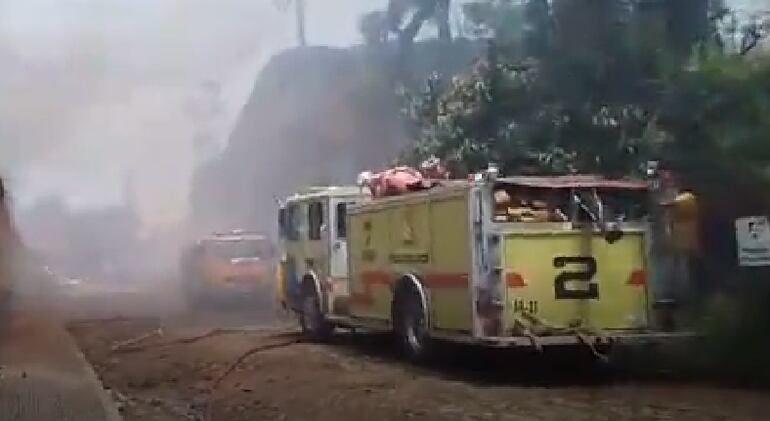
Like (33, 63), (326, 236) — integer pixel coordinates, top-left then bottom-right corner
(736, 216), (770, 267)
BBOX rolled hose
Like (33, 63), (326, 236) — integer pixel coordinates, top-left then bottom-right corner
(512, 312), (611, 362)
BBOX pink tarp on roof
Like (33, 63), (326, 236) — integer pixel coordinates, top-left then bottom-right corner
(359, 166), (648, 199)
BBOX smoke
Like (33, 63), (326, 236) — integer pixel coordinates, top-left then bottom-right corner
(0, 0), (298, 225)
(0, 1), (284, 290)
(0, 0), (387, 227)
(0, 0), (386, 289)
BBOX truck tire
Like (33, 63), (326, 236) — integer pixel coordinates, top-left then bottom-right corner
(300, 286), (333, 342)
(394, 285), (432, 362)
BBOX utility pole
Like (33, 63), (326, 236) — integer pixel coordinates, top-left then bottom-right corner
(295, 0), (306, 47)
(275, 0), (307, 47)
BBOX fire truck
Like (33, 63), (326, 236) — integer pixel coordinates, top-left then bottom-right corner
(180, 230), (275, 305)
(277, 171), (690, 360)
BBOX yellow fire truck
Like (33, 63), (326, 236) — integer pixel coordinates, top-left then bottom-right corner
(278, 173), (688, 360)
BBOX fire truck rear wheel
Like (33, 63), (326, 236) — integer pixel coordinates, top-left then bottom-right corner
(394, 285), (432, 362)
(300, 287), (333, 341)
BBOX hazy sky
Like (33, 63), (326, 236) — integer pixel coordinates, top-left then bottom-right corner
(0, 0), (385, 227)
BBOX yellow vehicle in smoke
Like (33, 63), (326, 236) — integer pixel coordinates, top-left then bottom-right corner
(278, 173), (688, 360)
(181, 231), (275, 305)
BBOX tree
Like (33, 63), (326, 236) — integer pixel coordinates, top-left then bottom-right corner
(657, 50), (770, 181)
(387, 0), (453, 48)
(461, 0), (531, 53)
(359, 10), (390, 46)
(404, 1), (652, 175)
(362, 1), (472, 87)
(401, 0), (755, 177)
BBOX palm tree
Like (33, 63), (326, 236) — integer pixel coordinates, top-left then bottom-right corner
(387, 0), (452, 47)
(359, 10), (389, 45)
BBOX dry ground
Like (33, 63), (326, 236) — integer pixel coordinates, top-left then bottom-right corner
(68, 305), (770, 421)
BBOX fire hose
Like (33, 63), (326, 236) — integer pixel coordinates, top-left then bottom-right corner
(512, 312), (611, 363)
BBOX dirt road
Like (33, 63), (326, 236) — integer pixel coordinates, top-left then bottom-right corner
(69, 312), (770, 421)
(12, 276), (769, 421)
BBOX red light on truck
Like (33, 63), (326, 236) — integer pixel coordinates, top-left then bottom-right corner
(505, 272), (526, 288)
(628, 270), (646, 286)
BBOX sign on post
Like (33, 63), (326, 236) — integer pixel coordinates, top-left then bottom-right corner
(735, 216), (770, 267)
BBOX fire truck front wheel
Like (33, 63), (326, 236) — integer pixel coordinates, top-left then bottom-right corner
(300, 283), (333, 341)
(393, 283), (432, 362)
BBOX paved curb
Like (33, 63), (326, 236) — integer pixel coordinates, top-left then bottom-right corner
(63, 326), (123, 421)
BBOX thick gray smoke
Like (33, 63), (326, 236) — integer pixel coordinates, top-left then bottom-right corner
(0, 0), (384, 285)
(0, 0), (294, 224)
(0, 0), (387, 218)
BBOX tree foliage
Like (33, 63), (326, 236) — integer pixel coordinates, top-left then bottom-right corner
(402, 0), (770, 179)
